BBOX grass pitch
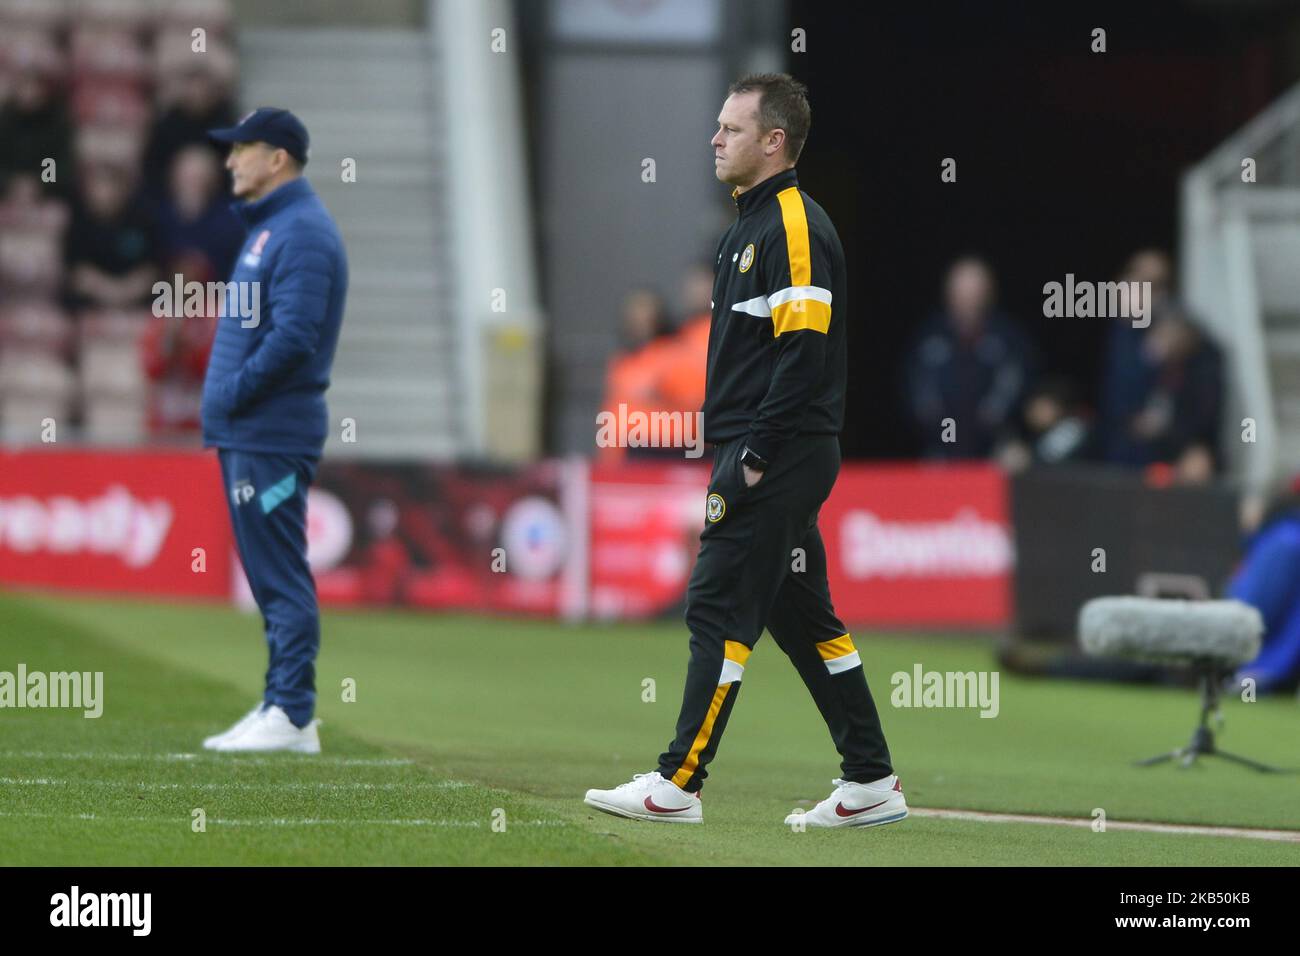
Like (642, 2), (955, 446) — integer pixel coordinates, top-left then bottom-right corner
(1, 590), (1297, 865)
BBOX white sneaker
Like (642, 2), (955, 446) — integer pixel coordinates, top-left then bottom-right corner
(584, 771), (702, 824)
(784, 775), (909, 829)
(202, 702), (266, 750)
(213, 704), (321, 754)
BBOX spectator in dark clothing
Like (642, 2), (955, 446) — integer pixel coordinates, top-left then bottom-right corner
(142, 67), (235, 199)
(1125, 307), (1223, 482)
(1098, 248), (1181, 466)
(0, 70), (73, 199)
(140, 148), (239, 438)
(154, 145), (243, 281)
(904, 256), (1037, 459)
(996, 376), (1099, 472)
(64, 163), (160, 308)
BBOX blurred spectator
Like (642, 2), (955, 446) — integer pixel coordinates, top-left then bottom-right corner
(600, 287), (681, 461)
(1126, 306), (1223, 482)
(142, 65), (235, 198)
(137, 147), (235, 438)
(140, 308), (215, 437)
(359, 499), (414, 605)
(1098, 248), (1172, 465)
(658, 262), (712, 416)
(154, 144), (242, 281)
(904, 256), (1037, 459)
(0, 4), (237, 444)
(0, 63), (73, 198)
(996, 376), (1098, 472)
(64, 162), (159, 308)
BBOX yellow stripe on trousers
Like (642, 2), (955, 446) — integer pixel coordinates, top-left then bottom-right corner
(815, 633), (856, 661)
(671, 682), (733, 789)
(670, 640), (750, 788)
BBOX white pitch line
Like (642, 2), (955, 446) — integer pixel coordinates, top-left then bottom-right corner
(910, 807), (1300, 843)
(0, 777), (470, 791)
(0, 810), (568, 829)
(3, 803), (1288, 839)
(0, 751), (414, 766)
(202, 817), (568, 828)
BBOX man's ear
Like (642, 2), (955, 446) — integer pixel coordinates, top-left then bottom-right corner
(766, 128), (787, 157)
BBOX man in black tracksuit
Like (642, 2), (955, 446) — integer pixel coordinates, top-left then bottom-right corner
(585, 74), (906, 828)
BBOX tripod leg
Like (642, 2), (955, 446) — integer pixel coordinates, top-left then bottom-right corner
(1211, 750), (1285, 773)
(1135, 750), (1181, 767)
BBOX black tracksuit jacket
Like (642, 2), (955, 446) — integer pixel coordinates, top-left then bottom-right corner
(702, 167), (847, 463)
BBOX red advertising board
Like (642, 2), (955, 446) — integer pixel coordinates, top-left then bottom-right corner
(589, 460), (1011, 627)
(0, 448), (231, 598)
(588, 460), (709, 619)
(820, 464), (1012, 625)
(0, 450), (1011, 627)
(306, 460), (580, 617)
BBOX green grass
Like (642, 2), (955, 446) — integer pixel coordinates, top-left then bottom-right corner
(1, 589), (1297, 865)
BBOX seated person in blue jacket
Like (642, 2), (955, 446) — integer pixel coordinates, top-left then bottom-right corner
(1230, 484), (1300, 695)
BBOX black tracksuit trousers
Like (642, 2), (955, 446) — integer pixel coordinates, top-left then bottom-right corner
(656, 433), (894, 793)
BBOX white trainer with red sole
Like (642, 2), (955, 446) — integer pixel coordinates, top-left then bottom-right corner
(584, 771), (703, 824)
(785, 775), (909, 828)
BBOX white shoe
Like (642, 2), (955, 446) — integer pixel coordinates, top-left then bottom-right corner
(213, 704), (321, 754)
(784, 775), (909, 828)
(584, 771), (702, 824)
(202, 702), (266, 750)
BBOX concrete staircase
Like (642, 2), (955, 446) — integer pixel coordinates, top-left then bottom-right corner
(235, 27), (461, 460)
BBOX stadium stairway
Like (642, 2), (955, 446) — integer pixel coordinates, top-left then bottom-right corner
(235, 27), (462, 460)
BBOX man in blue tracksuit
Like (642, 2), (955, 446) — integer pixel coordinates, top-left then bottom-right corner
(197, 108), (348, 753)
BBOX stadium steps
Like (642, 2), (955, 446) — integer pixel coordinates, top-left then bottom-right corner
(1249, 213), (1300, 473)
(235, 27), (461, 461)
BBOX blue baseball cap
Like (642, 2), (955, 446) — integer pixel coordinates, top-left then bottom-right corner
(208, 107), (310, 166)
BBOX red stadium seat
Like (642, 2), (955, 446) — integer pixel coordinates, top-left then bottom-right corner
(70, 81), (151, 128)
(0, 346), (76, 400)
(0, 301), (74, 355)
(72, 0), (153, 32)
(157, 0), (233, 37)
(0, 0), (70, 30)
(68, 26), (149, 83)
(74, 122), (145, 168)
(78, 307), (151, 346)
(0, 230), (64, 294)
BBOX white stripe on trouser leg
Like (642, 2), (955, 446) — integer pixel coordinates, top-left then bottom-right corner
(824, 651), (861, 674)
(719, 659), (745, 685)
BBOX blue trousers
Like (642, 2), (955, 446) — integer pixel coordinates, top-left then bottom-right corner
(218, 448), (321, 727)
(1228, 516), (1300, 692)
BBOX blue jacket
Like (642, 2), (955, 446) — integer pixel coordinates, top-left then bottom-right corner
(201, 177), (348, 456)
